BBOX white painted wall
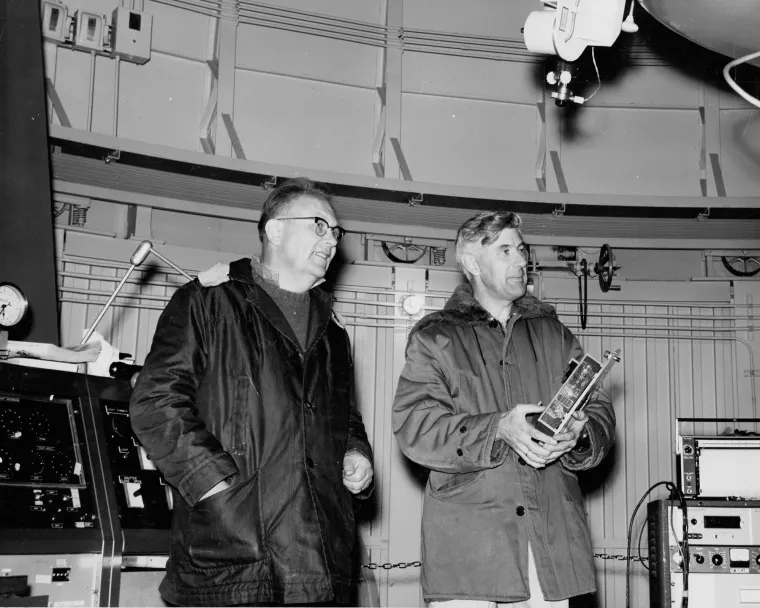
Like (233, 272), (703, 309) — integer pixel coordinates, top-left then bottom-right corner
(42, 0), (760, 198)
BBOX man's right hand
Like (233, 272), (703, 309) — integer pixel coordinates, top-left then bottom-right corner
(496, 404), (559, 469)
(199, 478), (232, 502)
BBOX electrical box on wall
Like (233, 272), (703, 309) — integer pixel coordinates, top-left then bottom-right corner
(111, 7), (153, 64)
(73, 10), (107, 52)
(41, 1), (69, 43)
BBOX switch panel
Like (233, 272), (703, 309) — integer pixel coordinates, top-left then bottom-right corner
(73, 11), (106, 52)
(41, 1), (69, 43)
(122, 481), (145, 509)
(111, 7), (152, 64)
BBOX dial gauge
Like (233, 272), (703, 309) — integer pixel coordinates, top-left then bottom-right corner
(0, 283), (28, 328)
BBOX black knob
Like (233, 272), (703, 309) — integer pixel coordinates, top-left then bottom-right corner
(711, 554), (723, 566)
(695, 554), (704, 564)
(109, 361), (142, 379)
(756, 555), (760, 566)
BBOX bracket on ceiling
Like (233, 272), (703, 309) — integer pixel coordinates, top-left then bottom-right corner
(262, 176), (277, 190)
(104, 149), (121, 164)
(552, 203), (566, 217)
(409, 193), (423, 207)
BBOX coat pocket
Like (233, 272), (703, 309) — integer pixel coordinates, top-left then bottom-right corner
(186, 471), (264, 570)
(224, 376), (255, 456)
(558, 467), (583, 504)
(428, 470), (486, 503)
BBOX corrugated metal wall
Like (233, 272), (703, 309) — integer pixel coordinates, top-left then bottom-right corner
(56, 231), (760, 608)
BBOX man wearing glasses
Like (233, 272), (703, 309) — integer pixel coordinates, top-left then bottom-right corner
(130, 178), (374, 606)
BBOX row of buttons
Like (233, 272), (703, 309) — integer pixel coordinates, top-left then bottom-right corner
(456, 424), (468, 456)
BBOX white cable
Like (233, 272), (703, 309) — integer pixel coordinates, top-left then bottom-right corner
(583, 47), (602, 103)
(723, 50), (760, 110)
(625, 0), (635, 21)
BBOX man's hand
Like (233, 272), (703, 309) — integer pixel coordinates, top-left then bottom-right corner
(496, 404), (560, 469)
(343, 450), (373, 494)
(548, 410), (589, 459)
(198, 478), (232, 502)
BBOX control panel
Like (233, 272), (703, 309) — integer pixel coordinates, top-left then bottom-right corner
(100, 400), (172, 530)
(672, 545), (760, 573)
(0, 392), (98, 529)
(649, 499), (760, 608)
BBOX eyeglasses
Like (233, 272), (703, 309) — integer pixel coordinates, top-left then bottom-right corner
(275, 216), (346, 242)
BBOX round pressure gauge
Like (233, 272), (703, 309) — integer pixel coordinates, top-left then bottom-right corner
(0, 282), (28, 328)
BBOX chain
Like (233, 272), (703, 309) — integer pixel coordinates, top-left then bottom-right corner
(362, 561), (422, 570)
(363, 555), (645, 569)
(594, 552), (648, 563)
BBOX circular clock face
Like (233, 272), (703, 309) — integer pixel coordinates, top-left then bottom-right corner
(0, 283), (28, 328)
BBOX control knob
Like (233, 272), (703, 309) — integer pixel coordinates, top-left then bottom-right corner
(711, 554), (723, 567)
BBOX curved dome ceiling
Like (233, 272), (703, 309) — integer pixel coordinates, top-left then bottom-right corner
(639, 0), (760, 67)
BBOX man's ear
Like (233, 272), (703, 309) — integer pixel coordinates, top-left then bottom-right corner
(264, 219), (283, 246)
(460, 253), (480, 278)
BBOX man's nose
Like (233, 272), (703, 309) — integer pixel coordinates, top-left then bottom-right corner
(323, 230), (338, 246)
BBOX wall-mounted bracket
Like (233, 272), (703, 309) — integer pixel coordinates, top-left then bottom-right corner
(409, 193), (423, 207)
(709, 153), (727, 197)
(697, 208), (710, 221)
(221, 113), (246, 160)
(552, 203), (566, 216)
(45, 77), (71, 128)
(390, 137), (413, 181)
(104, 149), (121, 164)
(262, 176), (277, 190)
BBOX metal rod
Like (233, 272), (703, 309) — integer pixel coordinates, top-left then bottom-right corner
(86, 51), (96, 131)
(147, 249), (194, 281)
(113, 57), (121, 137)
(80, 264), (137, 343)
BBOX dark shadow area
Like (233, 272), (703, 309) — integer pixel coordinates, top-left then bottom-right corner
(324, 244), (351, 291)
(548, 7), (760, 147)
(402, 454), (430, 490)
(570, 591), (599, 608)
(8, 305), (34, 342)
(578, 441), (618, 496)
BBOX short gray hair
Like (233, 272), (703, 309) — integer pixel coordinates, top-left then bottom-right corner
(455, 210), (522, 274)
(258, 177), (332, 243)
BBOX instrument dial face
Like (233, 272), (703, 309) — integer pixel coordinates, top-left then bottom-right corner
(0, 408), (25, 440)
(0, 283), (28, 328)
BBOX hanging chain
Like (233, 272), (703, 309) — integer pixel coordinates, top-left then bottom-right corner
(362, 555), (645, 569)
(362, 561), (422, 570)
(594, 552), (648, 563)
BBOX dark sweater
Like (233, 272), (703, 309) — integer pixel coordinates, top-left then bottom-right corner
(250, 258), (310, 349)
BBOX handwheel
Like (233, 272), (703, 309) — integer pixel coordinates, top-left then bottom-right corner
(595, 244), (616, 292)
(721, 256), (760, 277)
(382, 241), (428, 264)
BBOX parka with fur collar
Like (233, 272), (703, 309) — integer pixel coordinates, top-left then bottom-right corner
(392, 284), (615, 603)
